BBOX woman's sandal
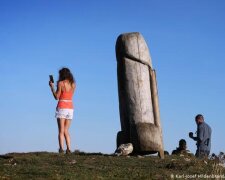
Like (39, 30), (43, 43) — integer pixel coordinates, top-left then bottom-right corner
(59, 148), (64, 154)
(66, 149), (71, 154)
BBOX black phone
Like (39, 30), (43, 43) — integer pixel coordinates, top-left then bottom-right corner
(49, 75), (54, 83)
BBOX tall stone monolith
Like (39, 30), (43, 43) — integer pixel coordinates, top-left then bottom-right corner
(116, 32), (164, 158)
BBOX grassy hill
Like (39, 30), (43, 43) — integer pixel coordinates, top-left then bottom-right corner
(0, 151), (224, 179)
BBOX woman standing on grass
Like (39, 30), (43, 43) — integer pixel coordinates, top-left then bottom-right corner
(49, 67), (76, 154)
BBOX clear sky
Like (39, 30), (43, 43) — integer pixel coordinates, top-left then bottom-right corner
(0, 0), (225, 155)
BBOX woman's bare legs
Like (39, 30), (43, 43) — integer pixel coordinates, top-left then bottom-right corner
(64, 119), (72, 151)
(57, 118), (65, 151)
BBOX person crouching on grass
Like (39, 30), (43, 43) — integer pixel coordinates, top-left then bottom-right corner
(49, 67), (76, 154)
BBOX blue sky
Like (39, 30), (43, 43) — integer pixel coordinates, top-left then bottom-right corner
(0, 0), (225, 155)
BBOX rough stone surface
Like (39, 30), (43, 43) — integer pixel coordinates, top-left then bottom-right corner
(115, 32), (164, 158)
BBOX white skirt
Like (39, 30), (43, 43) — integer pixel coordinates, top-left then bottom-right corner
(55, 108), (74, 120)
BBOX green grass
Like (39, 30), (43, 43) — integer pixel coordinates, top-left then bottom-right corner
(0, 152), (224, 179)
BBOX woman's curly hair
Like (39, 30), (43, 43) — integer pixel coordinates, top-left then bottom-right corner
(58, 67), (75, 85)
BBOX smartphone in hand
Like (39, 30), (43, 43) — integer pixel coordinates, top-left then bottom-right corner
(189, 132), (193, 138)
(49, 75), (54, 83)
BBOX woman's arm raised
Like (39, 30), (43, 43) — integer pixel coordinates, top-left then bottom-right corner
(49, 81), (62, 100)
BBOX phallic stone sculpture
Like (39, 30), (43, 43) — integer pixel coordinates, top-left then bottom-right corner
(115, 32), (164, 158)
